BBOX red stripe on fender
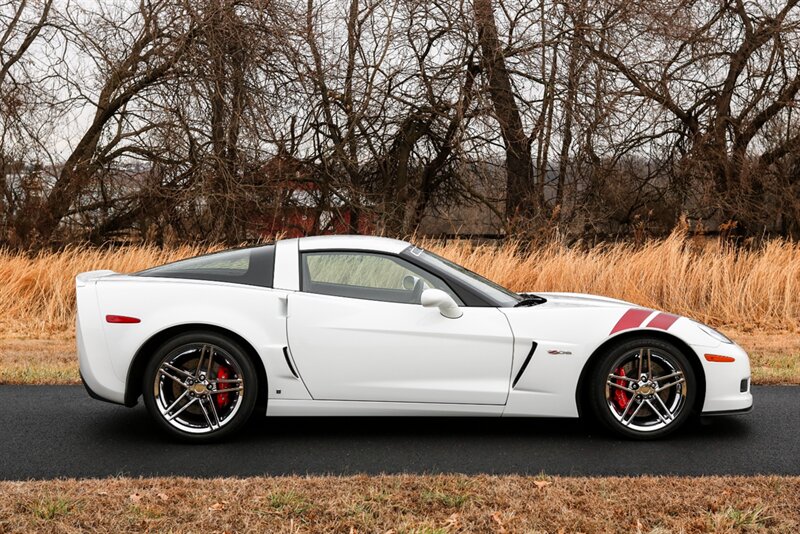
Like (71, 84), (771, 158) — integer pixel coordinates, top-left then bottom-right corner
(646, 312), (679, 331)
(106, 315), (141, 324)
(610, 308), (651, 334)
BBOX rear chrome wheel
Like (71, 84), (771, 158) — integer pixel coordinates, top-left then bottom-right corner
(590, 338), (696, 439)
(143, 332), (258, 441)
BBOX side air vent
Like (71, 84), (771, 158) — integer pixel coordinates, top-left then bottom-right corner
(282, 346), (300, 379)
(512, 342), (538, 388)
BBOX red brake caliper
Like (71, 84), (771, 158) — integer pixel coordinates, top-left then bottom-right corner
(613, 366), (630, 411)
(215, 366), (232, 408)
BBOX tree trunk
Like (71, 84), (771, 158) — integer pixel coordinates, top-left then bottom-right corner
(473, 0), (536, 224)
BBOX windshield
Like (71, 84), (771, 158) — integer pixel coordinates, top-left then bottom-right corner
(406, 246), (522, 307)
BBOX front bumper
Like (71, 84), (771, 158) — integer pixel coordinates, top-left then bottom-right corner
(698, 342), (753, 414)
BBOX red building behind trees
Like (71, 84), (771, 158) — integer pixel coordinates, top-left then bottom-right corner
(256, 153), (374, 238)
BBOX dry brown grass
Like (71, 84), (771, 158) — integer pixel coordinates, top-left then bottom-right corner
(1, 232), (798, 339)
(426, 233), (800, 333)
(0, 233), (798, 384)
(1, 475), (798, 533)
(0, 244), (218, 339)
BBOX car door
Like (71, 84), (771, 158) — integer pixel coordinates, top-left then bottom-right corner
(286, 251), (514, 405)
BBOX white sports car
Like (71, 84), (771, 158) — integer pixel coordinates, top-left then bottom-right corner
(77, 235), (752, 441)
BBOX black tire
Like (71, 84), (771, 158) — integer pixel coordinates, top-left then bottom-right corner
(588, 337), (697, 440)
(142, 331), (260, 442)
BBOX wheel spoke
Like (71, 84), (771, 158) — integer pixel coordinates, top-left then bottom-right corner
(637, 349), (643, 377)
(654, 370), (683, 382)
(211, 377), (243, 385)
(653, 392), (674, 421)
(163, 389), (189, 415)
(647, 349), (653, 380)
(645, 399), (668, 424)
(195, 345), (211, 378)
(617, 395), (638, 421)
(207, 397), (221, 428)
(163, 363), (192, 378)
(205, 346), (214, 378)
(607, 380), (635, 393)
(198, 399), (216, 430)
(166, 396), (196, 421)
(159, 368), (188, 388)
(209, 386), (243, 395)
(609, 374), (636, 383)
(622, 397), (644, 425)
(656, 377), (685, 393)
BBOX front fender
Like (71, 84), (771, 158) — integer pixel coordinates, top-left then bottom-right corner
(499, 304), (750, 417)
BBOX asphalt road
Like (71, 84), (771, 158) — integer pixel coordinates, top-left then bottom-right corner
(2, 385), (797, 480)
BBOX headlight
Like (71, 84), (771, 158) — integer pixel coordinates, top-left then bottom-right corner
(696, 323), (733, 344)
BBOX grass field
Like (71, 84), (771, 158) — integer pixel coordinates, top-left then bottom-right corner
(1, 475), (798, 533)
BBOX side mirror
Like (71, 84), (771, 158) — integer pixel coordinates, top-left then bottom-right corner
(421, 288), (463, 319)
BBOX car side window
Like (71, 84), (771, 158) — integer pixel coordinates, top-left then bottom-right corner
(301, 251), (462, 305)
(135, 246), (275, 288)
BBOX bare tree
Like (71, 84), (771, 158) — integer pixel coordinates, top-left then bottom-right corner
(581, 0), (800, 232)
(0, 0), (54, 245)
(31, 0), (195, 245)
(473, 0), (538, 223)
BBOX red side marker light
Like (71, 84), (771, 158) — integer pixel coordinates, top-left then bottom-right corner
(106, 315), (141, 324)
(704, 354), (735, 363)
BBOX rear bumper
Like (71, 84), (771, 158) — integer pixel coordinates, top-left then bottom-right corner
(76, 308), (126, 405)
(80, 371), (124, 406)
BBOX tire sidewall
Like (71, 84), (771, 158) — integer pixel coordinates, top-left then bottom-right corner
(142, 331), (259, 443)
(590, 337), (697, 440)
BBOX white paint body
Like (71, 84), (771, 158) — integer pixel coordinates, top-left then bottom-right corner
(76, 235), (753, 418)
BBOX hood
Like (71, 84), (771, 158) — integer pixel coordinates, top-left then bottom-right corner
(528, 292), (636, 309)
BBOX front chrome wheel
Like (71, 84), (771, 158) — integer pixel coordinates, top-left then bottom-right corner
(605, 348), (688, 432)
(143, 332), (258, 441)
(590, 338), (696, 439)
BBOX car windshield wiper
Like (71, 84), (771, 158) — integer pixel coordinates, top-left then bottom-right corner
(514, 294), (547, 307)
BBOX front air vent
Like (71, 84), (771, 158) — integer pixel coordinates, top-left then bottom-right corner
(512, 342), (538, 388)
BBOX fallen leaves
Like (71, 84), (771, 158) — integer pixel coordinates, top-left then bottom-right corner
(124, 491), (171, 505)
(444, 512), (461, 529)
(491, 511), (508, 533)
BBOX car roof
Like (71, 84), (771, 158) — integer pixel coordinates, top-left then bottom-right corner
(296, 234), (411, 254)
